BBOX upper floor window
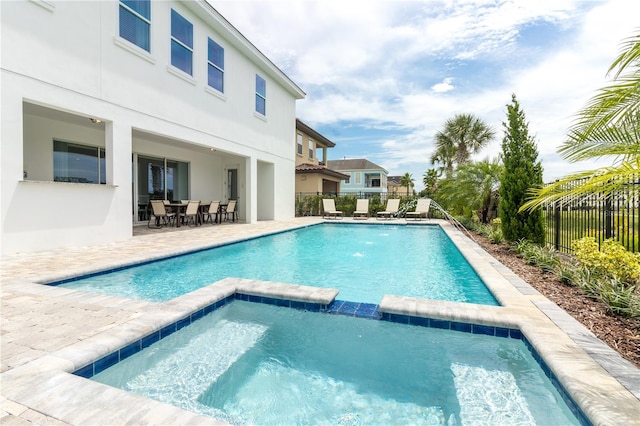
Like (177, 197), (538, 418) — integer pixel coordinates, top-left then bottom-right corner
(297, 133), (303, 155)
(54, 140), (106, 184)
(171, 9), (193, 75)
(119, 0), (151, 52)
(255, 74), (266, 115)
(354, 172), (361, 184)
(308, 140), (314, 159)
(207, 38), (224, 92)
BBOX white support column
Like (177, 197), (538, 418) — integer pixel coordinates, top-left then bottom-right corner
(245, 156), (257, 223)
(105, 119), (133, 227)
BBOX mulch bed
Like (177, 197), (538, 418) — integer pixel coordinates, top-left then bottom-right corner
(471, 232), (640, 369)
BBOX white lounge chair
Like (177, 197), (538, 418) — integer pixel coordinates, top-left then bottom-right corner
(406, 198), (432, 220)
(322, 199), (343, 219)
(353, 199), (369, 219)
(377, 199), (400, 220)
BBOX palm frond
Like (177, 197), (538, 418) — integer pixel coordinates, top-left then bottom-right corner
(520, 159), (640, 211)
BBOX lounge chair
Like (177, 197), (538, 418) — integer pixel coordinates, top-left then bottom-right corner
(405, 198), (432, 220)
(322, 199), (343, 219)
(148, 200), (176, 228)
(376, 199), (400, 220)
(353, 199), (369, 219)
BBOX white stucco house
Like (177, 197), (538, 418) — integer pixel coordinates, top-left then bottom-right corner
(0, 0), (305, 255)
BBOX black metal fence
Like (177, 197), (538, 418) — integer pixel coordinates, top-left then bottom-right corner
(542, 176), (639, 253)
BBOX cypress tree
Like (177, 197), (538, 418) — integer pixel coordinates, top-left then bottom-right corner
(499, 94), (545, 244)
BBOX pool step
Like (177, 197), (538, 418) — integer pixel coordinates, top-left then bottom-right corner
(122, 319), (267, 410)
(219, 361), (448, 425)
(451, 362), (535, 425)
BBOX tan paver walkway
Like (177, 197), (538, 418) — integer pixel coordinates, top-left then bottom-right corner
(1, 217), (639, 425)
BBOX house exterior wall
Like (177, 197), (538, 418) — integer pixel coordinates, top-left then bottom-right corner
(337, 170), (388, 195)
(0, 0), (303, 255)
(295, 131), (319, 166)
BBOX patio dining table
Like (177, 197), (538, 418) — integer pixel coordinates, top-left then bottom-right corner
(165, 202), (188, 227)
(216, 202), (228, 224)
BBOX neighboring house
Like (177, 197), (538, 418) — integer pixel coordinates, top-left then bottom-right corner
(387, 176), (411, 196)
(295, 119), (348, 194)
(325, 159), (388, 196)
(0, 0), (305, 255)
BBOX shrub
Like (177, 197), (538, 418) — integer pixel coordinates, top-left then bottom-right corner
(572, 237), (640, 285)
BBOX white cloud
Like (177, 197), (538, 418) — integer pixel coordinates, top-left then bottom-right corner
(212, 0), (639, 189)
(431, 77), (455, 93)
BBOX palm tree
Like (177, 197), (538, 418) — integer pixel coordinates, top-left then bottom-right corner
(521, 30), (640, 210)
(422, 169), (439, 196)
(437, 158), (503, 223)
(400, 172), (415, 196)
(431, 113), (496, 175)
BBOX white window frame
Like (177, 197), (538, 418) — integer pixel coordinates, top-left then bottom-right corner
(297, 133), (303, 155)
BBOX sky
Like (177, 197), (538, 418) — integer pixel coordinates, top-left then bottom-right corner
(212, 0), (639, 190)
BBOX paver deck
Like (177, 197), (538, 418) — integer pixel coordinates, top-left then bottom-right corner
(1, 217), (639, 425)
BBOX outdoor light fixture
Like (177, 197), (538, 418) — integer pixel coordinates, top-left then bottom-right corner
(89, 118), (102, 124)
(209, 148), (215, 152)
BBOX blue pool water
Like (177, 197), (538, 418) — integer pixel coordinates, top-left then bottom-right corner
(91, 301), (579, 425)
(58, 224), (497, 305)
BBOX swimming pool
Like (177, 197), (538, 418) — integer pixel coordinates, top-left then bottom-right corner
(90, 300), (579, 425)
(56, 224), (498, 305)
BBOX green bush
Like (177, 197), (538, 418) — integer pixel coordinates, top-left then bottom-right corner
(572, 237), (640, 285)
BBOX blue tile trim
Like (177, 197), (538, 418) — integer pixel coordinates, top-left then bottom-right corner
(326, 300), (382, 319)
(72, 294), (235, 379)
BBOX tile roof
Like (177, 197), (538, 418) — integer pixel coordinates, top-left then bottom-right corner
(326, 159), (388, 173)
(296, 119), (335, 147)
(295, 163), (349, 179)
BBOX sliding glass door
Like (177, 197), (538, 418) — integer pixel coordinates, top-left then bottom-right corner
(136, 155), (189, 213)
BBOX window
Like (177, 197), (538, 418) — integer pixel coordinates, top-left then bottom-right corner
(355, 172), (361, 184)
(207, 38), (224, 92)
(308, 140), (314, 159)
(255, 74), (266, 115)
(53, 141), (105, 184)
(119, 0), (151, 52)
(297, 133), (303, 155)
(171, 9), (193, 75)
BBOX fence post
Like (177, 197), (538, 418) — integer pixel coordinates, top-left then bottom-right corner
(604, 195), (613, 240)
(554, 201), (560, 250)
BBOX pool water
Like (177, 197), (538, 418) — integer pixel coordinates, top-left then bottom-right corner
(58, 224), (498, 305)
(92, 301), (579, 425)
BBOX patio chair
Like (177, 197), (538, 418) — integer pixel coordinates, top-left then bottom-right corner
(148, 200), (176, 228)
(322, 199), (343, 219)
(180, 200), (201, 227)
(353, 199), (369, 219)
(376, 199), (400, 220)
(203, 200), (220, 224)
(224, 200), (238, 222)
(405, 198), (432, 220)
